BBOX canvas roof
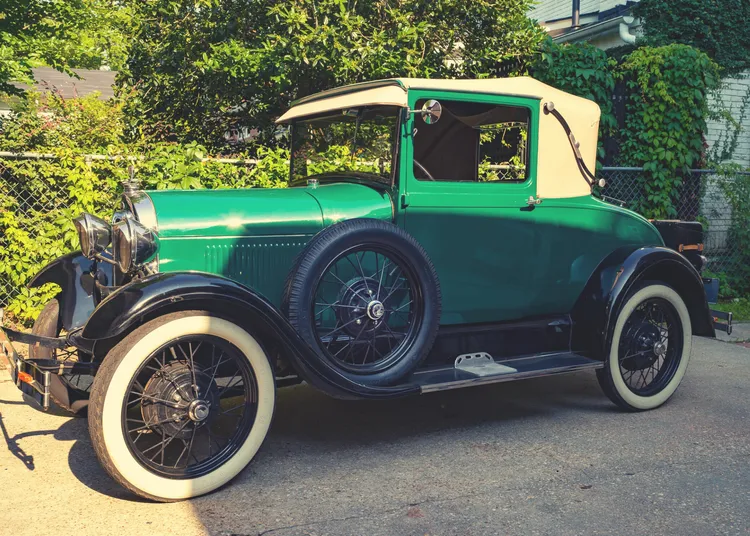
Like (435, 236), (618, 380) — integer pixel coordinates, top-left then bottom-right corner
(277, 77), (601, 199)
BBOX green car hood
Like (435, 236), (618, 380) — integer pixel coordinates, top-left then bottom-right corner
(148, 182), (394, 238)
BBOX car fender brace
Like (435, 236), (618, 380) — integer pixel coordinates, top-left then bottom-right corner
(543, 101), (599, 191)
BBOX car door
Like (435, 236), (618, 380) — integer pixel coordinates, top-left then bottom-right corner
(399, 90), (546, 325)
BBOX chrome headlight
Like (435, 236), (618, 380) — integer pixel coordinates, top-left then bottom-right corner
(73, 213), (111, 259)
(112, 217), (159, 273)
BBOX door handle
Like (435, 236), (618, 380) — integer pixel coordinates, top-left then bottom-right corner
(526, 195), (542, 206)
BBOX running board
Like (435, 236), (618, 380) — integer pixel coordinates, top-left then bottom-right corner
(411, 352), (603, 393)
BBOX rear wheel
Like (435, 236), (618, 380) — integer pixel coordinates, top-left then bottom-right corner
(30, 299), (91, 415)
(596, 283), (692, 411)
(88, 312), (275, 501)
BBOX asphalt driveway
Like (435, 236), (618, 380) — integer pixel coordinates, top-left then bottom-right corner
(1, 334), (748, 536)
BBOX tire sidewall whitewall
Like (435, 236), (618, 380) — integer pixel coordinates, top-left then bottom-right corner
(607, 284), (692, 410)
(98, 315), (274, 500)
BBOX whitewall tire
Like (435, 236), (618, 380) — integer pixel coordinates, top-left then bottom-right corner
(596, 283), (692, 411)
(88, 312), (275, 501)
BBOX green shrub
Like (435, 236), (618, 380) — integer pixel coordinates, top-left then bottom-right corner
(618, 45), (720, 218)
(0, 92), (289, 324)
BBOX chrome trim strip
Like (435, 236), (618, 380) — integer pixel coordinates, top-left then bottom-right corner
(419, 362), (603, 394)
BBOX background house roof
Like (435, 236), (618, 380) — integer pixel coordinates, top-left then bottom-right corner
(12, 67), (117, 100)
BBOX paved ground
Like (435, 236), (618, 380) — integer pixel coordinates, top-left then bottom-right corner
(1, 334), (748, 536)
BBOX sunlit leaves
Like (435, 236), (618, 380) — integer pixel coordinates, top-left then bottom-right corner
(121, 0), (546, 153)
(0, 0), (135, 96)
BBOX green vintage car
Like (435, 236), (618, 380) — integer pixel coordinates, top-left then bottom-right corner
(1, 77), (731, 501)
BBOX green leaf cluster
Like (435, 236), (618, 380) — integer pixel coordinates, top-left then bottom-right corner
(708, 164), (750, 297)
(0, 0), (136, 96)
(0, 92), (285, 323)
(618, 44), (720, 218)
(119, 0), (546, 152)
(634, 0), (750, 76)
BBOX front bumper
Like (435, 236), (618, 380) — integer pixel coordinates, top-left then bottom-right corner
(1, 327), (51, 409)
(1, 324), (96, 411)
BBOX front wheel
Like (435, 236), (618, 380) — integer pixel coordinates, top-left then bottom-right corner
(596, 282), (692, 411)
(88, 312), (275, 501)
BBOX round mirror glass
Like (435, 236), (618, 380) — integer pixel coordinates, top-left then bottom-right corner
(421, 100), (442, 124)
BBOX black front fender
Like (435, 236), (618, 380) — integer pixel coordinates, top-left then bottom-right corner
(78, 271), (418, 400)
(571, 246), (715, 359)
(28, 252), (113, 331)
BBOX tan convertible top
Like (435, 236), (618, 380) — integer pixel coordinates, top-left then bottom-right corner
(277, 77), (601, 199)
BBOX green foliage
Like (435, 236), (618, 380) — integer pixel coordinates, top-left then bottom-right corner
(618, 45), (720, 218)
(0, 92), (287, 323)
(0, 91), (127, 152)
(634, 0), (750, 76)
(0, 0), (135, 96)
(711, 299), (750, 323)
(120, 0), (546, 152)
(709, 164), (750, 297)
(531, 38), (617, 164)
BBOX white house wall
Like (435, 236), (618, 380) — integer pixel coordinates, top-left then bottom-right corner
(705, 71), (750, 168)
(530, 0), (634, 24)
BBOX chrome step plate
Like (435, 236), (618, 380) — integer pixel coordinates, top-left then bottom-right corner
(454, 352), (518, 376)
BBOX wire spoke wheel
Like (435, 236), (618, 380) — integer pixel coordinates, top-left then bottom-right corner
(285, 219), (441, 386)
(122, 335), (258, 478)
(617, 297), (684, 397)
(312, 246), (422, 374)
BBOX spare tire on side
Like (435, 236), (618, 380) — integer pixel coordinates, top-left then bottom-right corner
(283, 218), (441, 386)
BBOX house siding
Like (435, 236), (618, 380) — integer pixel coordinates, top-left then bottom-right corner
(530, 0), (633, 24)
(705, 71), (750, 167)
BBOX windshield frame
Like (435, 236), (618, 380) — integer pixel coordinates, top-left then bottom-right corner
(288, 105), (403, 189)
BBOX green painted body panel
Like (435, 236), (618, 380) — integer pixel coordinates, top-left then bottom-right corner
(145, 87), (664, 325)
(148, 188), (322, 238)
(398, 89), (663, 325)
(151, 183), (393, 306)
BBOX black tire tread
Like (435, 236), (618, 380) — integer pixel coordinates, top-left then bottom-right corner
(596, 281), (689, 412)
(88, 310), (273, 502)
(283, 218), (441, 385)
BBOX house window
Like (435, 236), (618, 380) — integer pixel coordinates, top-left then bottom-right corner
(412, 99), (530, 183)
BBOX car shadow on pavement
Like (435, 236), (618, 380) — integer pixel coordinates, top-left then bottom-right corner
(3, 370), (613, 503)
(269, 371), (610, 449)
(0, 409), (80, 471)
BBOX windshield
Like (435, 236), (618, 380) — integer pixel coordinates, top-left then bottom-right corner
(291, 105), (400, 185)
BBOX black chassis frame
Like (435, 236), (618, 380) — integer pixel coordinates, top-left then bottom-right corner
(3, 244), (723, 407)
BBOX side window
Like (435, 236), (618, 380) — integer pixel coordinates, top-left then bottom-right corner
(412, 99), (530, 183)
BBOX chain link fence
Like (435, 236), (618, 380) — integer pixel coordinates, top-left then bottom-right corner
(601, 167), (749, 279)
(1, 159), (747, 309)
(0, 156), (83, 312)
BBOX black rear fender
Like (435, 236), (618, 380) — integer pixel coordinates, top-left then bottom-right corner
(77, 271), (417, 400)
(571, 246), (714, 359)
(28, 252), (113, 331)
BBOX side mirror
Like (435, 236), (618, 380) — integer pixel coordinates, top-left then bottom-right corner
(420, 99), (442, 124)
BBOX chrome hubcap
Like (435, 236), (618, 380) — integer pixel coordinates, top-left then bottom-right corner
(367, 300), (385, 320)
(188, 400), (211, 422)
(653, 340), (667, 357)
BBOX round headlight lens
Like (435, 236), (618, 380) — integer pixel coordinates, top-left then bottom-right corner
(73, 213), (111, 259)
(113, 217), (158, 273)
